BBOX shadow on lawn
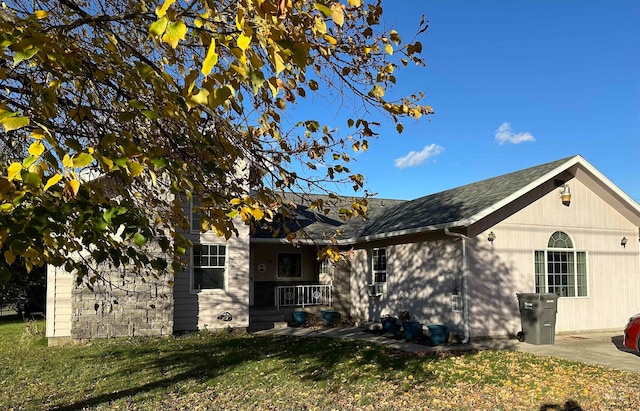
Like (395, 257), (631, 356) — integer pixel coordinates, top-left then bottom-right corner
(48, 332), (436, 410)
(540, 399), (583, 411)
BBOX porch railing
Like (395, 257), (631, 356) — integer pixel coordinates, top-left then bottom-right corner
(275, 284), (332, 309)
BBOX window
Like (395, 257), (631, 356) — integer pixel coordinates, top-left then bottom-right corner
(320, 258), (331, 276)
(277, 253), (302, 278)
(192, 244), (226, 290)
(534, 231), (587, 297)
(372, 248), (387, 283)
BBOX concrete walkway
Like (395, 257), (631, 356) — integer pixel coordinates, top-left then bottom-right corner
(255, 327), (640, 374)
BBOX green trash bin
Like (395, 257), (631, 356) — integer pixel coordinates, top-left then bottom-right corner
(516, 293), (558, 345)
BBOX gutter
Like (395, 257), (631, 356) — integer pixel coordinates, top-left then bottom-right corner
(444, 227), (471, 344)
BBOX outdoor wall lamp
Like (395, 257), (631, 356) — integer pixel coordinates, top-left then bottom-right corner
(561, 184), (571, 206)
(487, 231), (496, 245)
(621, 237), (628, 248)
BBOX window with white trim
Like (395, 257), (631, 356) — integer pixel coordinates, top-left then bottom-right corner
(192, 244), (226, 290)
(320, 258), (331, 276)
(534, 231), (587, 297)
(372, 247), (387, 283)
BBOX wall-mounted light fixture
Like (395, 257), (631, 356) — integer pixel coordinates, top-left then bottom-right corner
(488, 231), (496, 245)
(561, 184), (571, 206)
(621, 237), (628, 248)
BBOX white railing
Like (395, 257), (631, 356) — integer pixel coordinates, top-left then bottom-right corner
(275, 284), (332, 309)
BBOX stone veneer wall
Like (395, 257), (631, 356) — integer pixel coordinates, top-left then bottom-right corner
(70, 263), (173, 340)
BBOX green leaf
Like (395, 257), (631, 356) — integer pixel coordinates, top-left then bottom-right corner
(250, 70), (265, 95)
(22, 171), (42, 188)
(314, 3), (332, 17)
(142, 110), (159, 121)
(134, 232), (147, 247)
(13, 47), (39, 66)
(150, 156), (168, 168)
(73, 153), (94, 168)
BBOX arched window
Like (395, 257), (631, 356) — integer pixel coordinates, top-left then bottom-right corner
(547, 231), (574, 248)
(534, 231), (588, 297)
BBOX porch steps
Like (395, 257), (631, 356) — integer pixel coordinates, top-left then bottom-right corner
(248, 308), (292, 332)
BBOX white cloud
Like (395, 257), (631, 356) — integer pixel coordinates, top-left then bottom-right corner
(495, 122), (535, 145)
(394, 144), (444, 169)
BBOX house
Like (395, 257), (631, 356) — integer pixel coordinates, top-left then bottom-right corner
(46, 155), (640, 344)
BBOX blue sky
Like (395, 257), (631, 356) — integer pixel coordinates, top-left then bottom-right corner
(294, 1), (640, 202)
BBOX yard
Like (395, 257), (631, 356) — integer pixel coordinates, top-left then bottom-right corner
(1, 317), (639, 410)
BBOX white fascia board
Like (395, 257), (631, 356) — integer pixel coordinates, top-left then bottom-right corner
(459, 155), (584, 227)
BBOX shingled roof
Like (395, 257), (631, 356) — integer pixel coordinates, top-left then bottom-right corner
(252, 155), (618, 243)
(357, 156), (575, 239)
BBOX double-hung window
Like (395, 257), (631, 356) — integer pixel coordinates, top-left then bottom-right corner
(534, 231), (587, 297)
(193, 244), (226, 290)
(372, 247), (387, 283)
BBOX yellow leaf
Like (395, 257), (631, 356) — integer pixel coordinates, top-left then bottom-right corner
(34, 10), (48, 19)
(128, 161), (143, 177)
(237, 32), (251, 51)
(62, 154), (74, 168)
(251, 207), (264, 220)
(4, 249), (15, 265)
(323, 34), (337, 46)
(201, 39), (218, 76)
(28, 141), (45, 157)
(162, 20), (187, 49)
(1, 116), (29, 132)
(331, 4), (344, 27)
(186, 88), (210, 109)
(66, 179), (80, 196)
(100, 156), (114, 171)
(7, 163), (21, 181)
(0, 203), (14, 213)
(274, 52), (285, 74)
(149, 17), (168, 37)
(30, 129), (45, 139)
(43, 173), (62, 191)
(155, 0), (175, 17)
(230, 198), (242, 205)
(348, 0), (362, 6)
(385, 43), (393, 55)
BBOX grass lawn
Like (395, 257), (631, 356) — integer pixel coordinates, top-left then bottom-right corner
(1, 317), (639, 410)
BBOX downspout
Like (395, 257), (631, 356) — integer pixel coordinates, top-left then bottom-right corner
(444, 227), (471, 343)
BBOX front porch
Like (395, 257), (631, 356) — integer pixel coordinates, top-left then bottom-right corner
(252, 282), (333, 308)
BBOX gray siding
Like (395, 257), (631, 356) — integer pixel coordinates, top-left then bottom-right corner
(173, 221), (250, 331)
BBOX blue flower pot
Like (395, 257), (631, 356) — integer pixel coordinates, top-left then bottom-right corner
(321, 310), (339, 325)
(402, 321), (421, 340)
(381, 317), (397, 334)
(293, 311), (307, 325)
(427, 324), (449, 345)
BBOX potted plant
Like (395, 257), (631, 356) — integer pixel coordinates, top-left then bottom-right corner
(380, 313), (397, 335)
(399, 310), (421, 341)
